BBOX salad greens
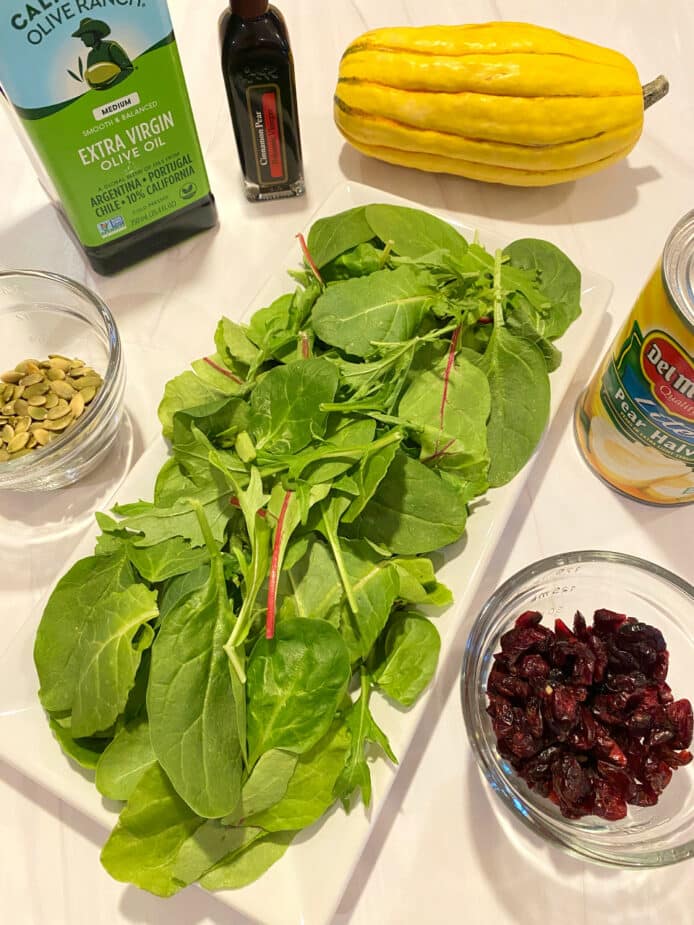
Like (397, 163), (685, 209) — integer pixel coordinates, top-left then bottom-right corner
(33, 203), (581, 896)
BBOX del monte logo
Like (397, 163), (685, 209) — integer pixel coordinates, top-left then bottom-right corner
(642, 332), (694, 422)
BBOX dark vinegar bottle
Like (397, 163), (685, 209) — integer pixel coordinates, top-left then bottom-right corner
(220, 0), (305, 201)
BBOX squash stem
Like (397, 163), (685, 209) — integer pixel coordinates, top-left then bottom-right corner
(642, 75), (669, 110)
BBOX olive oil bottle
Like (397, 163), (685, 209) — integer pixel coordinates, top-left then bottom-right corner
(220, 0), (304, 201)
(0, 1), (217, 275)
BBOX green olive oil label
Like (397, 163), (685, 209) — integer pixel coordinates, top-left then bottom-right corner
(0, 2), (212, 248)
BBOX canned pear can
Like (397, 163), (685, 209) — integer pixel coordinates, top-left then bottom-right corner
(575, 211), (694, 505)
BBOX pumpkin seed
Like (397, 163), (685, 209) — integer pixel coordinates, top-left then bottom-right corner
(2, 424), (14, 442)
(15, 360), (40, 375)
(47, 400), (69, 420)
(28, 395), (47, 407)
(74, 375), (101, 391)
(7, 432), (29, 453)
(79, 386), (97, 404)
(19, 372), (43, 388)
(0, 449), (10, 462)
(24, 381), (50, 398)
(13, 398), (29, 416)
(44, 392), (59, 410)
(15, 416), (31, 434)
(46, 367), (66, 381)
(2, 402), (15, 416)
(32, 429), (52, 446)
(70, 392), (85, 418)
(44, 414), (73, 431)
(2, 384), (14, 402)
(50, 380), (75, 399)
(1, 370), (22, 384)
(12, 385), (25, 399)
(29, 406), (48, 421)
(26, 434), (37, 449)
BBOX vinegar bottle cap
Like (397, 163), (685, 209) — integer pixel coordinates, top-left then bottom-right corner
(231, 0), (269, 16)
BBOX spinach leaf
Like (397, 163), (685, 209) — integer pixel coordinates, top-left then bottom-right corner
(244, 719), (350, 830)
(224, 749), (298, 824)
(479, 251), (551, 487)
(373, 612), (441, 707)
(311, 265), (434, 358)
(71, 584), (158, 738)
(127, 536), (210, 583)
(34, 550), (136, 714)
(96, 716), (156, 801)
(249, 358), (339, 454)
(278, 538), (343, 625)
(48, 716), (111, 770)
(101, 763), (203, 898)
(173, 822), (263, 886)
(322, 242), (385, 282)
(215, 316), (260, 369)
(392, 557), (453, 607)
(158, 371), (228, 439)
(334, 673), (397, 811)
(351, 451), (471, 554)
(200, 831), (296, 891)
(245, 618), (350, 765)
(306, 205), (373, 268)
(365, 204), (468, 258)
(147, 505), (244, 818)
(504, 238), (581, 340)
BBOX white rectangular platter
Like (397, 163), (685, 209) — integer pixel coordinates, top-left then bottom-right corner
(0, 182), (612, 925)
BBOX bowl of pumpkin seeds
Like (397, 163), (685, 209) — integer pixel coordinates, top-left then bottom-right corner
(0, 270), (125, 491)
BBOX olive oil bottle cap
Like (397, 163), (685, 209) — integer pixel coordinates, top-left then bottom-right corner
(231, 0), (269, 17)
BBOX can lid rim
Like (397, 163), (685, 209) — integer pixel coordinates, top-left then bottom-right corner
(663, 211), (694, 330)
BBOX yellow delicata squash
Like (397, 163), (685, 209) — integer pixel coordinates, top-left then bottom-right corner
(334, 21), (668, 186)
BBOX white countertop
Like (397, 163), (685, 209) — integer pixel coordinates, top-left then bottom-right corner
(1, 2), (693, 923)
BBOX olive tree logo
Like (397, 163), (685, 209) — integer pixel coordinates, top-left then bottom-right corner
(68, 18), (134, 91)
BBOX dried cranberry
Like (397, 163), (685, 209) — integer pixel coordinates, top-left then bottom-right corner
(667, 700), (694, 749)
(486, 607), (692, 823)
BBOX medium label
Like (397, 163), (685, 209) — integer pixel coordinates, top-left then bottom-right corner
(246, 82), (287, 185)
(0, 1), (212, 248)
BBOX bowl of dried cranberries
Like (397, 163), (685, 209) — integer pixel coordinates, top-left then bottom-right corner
(461, 550), (694, 867)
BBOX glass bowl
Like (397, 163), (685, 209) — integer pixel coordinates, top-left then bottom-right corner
(0, 270), (125, 491)
(461, 550), (694, 868)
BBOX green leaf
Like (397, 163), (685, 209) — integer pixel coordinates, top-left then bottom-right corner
(365, 204), (468, 258)
(352, 451), (470, 554)
(246, 618), (351, 765)
(306, 205), (374, 268)
(373, 612), (441, 707)
(479, 325), (550, 487)
(111, 484), (234, 549)
(173, 822), (263, 886)
(127, 535), (210, 583)
(34, 550), (136, 715)
(311, 265), (434, 358)
(200, 831), (296, 891)
(158, 371), (227, 439)
(215, 316), (260, 368)
(100, 763), (203, 898)
(245, 719), (350, 830)
(249, 358), (339, 454)
(48, 716), (111, 770)
(397, 342), (491, 476)
(96, 717), (156, 801)
(278, 538), (343, 625)
(148, 551), (244, 818)
(224, 749), (298, 824)
(70, 585), (158, 738)
(392, 557), (453, 607)
(334, 674), (397, 810)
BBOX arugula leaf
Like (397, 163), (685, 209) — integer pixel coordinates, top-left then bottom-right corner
(334, 673), (397, 810)
(101, 763), (203, 897)
(246, 618), (351, 765)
